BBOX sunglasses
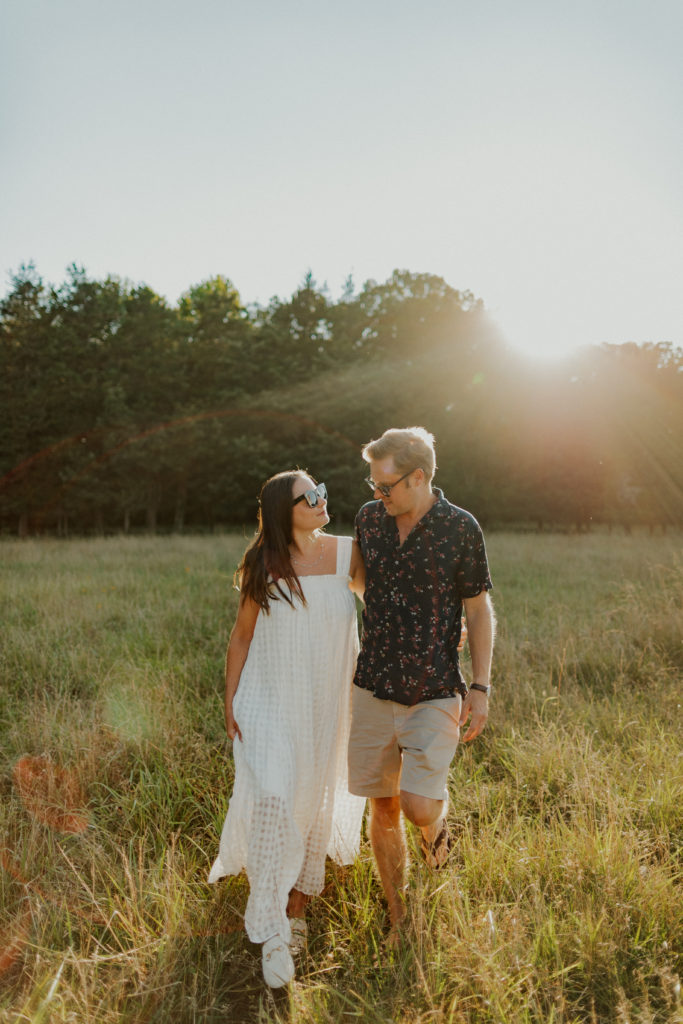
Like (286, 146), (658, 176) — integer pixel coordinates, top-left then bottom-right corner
(364, 469), (414, 498)
(292, 482), (327, 507)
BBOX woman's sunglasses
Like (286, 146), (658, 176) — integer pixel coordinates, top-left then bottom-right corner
(292, 482), (327, 508)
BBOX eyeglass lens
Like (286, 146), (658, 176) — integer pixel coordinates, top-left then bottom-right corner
(365, 472), (410, 497)
(306, 483), (327, 506)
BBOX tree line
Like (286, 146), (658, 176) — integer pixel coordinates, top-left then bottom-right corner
(1, 263), (681, 536)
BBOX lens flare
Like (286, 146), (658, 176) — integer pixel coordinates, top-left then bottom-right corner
(12, 756), (89, 835)
(0, 907), (31, 975)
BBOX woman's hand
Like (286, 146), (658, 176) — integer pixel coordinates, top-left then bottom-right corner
(226, 705), (242, 743)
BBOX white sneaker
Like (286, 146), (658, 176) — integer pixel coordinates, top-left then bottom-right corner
(289, 918), (308, 955)
(262, 935), (295, 988)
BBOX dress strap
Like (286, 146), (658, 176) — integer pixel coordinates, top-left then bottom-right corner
(335, 535), (353, 576)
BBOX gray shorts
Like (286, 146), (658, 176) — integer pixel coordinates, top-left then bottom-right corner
(348, 684), (462, 801)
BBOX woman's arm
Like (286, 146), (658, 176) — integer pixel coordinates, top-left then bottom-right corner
(224, 594), (260, 741)
(348, 539), (366, 600)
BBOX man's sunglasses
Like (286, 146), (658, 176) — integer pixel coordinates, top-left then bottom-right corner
(364, 469), (414, 498)
(292, 482), (327, 507)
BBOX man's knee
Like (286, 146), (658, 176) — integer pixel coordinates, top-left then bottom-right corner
(400, 790), (444, 828)
(370, 795), (401, 828)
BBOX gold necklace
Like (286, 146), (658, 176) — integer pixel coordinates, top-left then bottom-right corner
(290, 538), (325, 567)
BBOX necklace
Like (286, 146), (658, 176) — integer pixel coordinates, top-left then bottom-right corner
(290, 538), (325, 568)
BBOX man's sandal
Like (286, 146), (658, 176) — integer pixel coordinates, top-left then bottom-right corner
(420, 821), (453, 869)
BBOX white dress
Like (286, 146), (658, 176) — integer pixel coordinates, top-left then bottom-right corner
(208, 536), (366, 944)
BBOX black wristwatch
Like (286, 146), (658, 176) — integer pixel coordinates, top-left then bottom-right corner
(469, 683), (491, 696)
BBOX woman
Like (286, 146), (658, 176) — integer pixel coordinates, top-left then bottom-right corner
(208, 470), (366, 988)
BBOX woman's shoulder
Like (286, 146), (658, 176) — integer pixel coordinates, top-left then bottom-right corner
(325, 534), (356, 556)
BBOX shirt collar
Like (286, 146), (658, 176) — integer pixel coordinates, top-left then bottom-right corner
(379, 487), (450, 533)
(428, 488), (450, 518)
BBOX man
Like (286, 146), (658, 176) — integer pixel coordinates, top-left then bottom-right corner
(348, 426), (495, 940)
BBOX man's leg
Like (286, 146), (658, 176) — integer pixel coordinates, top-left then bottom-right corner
(400, 791), (446, 844)
(397, 697), (460, 867)
(369, 795), (406, 935)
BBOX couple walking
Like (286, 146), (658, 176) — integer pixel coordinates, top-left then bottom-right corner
(208, 427), (495, 987)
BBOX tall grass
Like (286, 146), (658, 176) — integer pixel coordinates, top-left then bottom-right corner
(0, 532), (681, 1023)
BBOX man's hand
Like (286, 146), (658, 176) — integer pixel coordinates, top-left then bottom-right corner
(459, 687), (488, 743)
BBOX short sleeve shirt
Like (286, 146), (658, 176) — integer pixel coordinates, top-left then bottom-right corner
(353, 489), (492, 705)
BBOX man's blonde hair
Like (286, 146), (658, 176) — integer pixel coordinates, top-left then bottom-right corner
(362, 427), (437, 483)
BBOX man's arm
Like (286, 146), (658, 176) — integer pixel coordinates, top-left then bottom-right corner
(459, 589), (495, 742)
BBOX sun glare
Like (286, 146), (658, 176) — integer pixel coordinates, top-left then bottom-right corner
(499, 312), (594, 364)
(507, 334), (586, 363)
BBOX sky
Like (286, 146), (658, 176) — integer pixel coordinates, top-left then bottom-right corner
(1, 0), (682, 358)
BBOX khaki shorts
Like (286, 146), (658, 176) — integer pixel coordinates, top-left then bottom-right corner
(348, 684), (462, 801)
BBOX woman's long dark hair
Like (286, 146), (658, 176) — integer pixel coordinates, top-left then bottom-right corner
(237, 470), (312, 611)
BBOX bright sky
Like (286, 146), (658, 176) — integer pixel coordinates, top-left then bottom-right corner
(2, 0), (681, 358)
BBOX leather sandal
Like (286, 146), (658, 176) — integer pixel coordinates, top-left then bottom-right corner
(419, 820), (453, 869)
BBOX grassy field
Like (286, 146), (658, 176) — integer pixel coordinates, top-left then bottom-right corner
(0, 531), (681, 1023)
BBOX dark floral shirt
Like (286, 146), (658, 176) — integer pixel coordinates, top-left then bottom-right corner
(354, 488), (492, 705)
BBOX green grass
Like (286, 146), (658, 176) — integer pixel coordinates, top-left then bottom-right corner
(0, 532), (681, 1023)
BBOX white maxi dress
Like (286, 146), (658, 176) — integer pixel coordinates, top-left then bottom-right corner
(208, 536), (366, 944)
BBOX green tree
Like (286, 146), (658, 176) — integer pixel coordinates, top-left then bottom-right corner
(356, 269), (486, 358)
(252, 273), (333, 383)
(111, 285), (181, 424)
(0, 264), (54, 533)
(327, 274), (370, 360)
(177, 276), (252, 406)
(49, 266), (124, 433)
